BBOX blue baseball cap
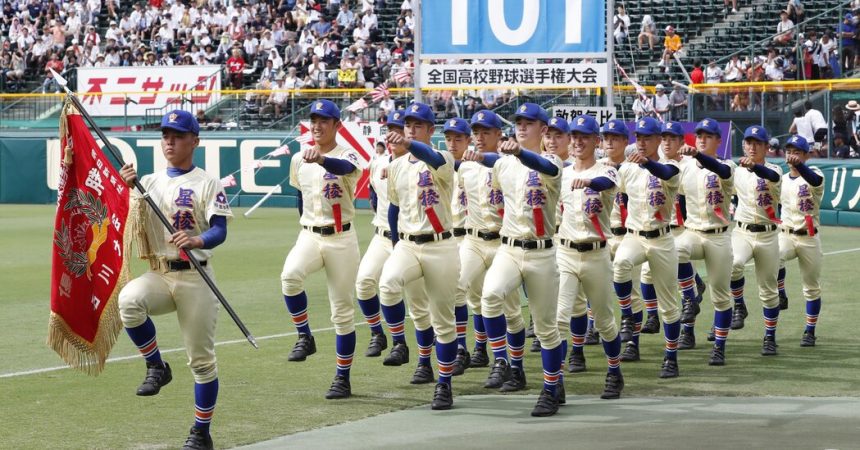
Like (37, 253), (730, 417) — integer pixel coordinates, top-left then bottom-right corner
(785, 134), (810, 152)
(386, 109), (405, 128)
(601, 119), (629, 138)
(743, 125), (770, 143)
(443, 117), (471, 136)
(634, 117), (661, 136)
(547, 116), (571, 134)
(694, 118), (721, 136)
(309, 99), (341, 120)
(569, 115), (600, 135)
(161, 110), (200, 135)
(470, 109), (503, 129)
(661, 121), (685, 137)
(513, 102), (550, 124)
(404, 102), (435, 124)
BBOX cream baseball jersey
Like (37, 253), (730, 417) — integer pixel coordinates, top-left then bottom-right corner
(493, 153), (563, 239)
(369, 153), (391, 229)
(679, 157), (736, 230)
(289, 145), (363, 227)
(136, 167), (233, 261)
(617, 159), (680, 231)
(388, 150), (456, 235)
(558, 163), (618, 242)
(452, 170), (468, 228)
(599, 157), (628, 229)
(458, 160), (505, 231)
(780, 167), (824, 230)
(734, 162), (783, 224)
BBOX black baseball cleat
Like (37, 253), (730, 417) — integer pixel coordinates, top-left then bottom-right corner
(182, 427), (213, 450)
(383, 342), (409, 366)
(708, 346), (726, 366)
(600, 372), (625, 399)
(680, 298), (701, 324)
(531, 389), (560, 417)
(325, 375), (351, 399)
(706, 326), (716, 342)
(499, 366), (527, 392)
(484, 359), (511, 388)
(431, 382), (453, 410)
(557, 380), (566, 405)
(411, 363), (436, 384)
(696, 277), (707, 302)
(470, 346), (490, 367)
(730, 303), (748, 330)
(584, 326), (600, 345)
(659, 357), (679, 379)
(642, 313), (661, 334)
(619, 315), (634, 342)
(288, 333), (317, 361)
(800, 330), (817, 347)
(620, 342), (640, 362)
(568, 351), (586, 373)
(364, 332), (388, 357)
(530, 337), (541, 353)
(761, 335), (778, 356)
(452, 348), (471, 376)
(136, 361), (172, 396)
(525, 317), (536, 338)
(678, 329), (696, 350)
(779, 293), (789, 310)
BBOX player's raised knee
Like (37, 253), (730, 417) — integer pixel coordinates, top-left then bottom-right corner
(190, 362), (218, 384)
(280, 270), (305, 296)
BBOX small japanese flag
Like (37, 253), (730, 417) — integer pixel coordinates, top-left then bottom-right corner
(220, 174), (237, 188)
(266, 145), (291, 157)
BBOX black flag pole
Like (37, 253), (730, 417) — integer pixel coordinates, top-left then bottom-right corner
(51, 69), (259, 349)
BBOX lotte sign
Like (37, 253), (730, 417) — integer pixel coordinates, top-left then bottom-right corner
(421, 0), (606, 58)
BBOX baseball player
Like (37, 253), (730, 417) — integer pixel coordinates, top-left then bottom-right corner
(556, 115), (625, 399)
(730, 125), (783, 356)
(612, 117), (683, 379)
(118, 110), (232, 450)
(475, 103), (565, 417)
(379, 102), (460, 410)
(443, 117), (474, 374)
(776, 135), (824, 347)
(456, 110), (525, 372)
(598, 120), (647, 361)
(674, 118), (736, 365)
(281, 100), (363, 399)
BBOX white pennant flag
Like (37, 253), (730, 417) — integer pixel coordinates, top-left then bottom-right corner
(220, 174), (237, 188)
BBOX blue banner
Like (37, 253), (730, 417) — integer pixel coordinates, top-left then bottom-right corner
(421, 0), (606, 58)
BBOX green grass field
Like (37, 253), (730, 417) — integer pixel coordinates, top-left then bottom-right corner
(1, 204), (858, 449)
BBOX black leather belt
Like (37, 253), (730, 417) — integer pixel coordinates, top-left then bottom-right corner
(453, 228), (467, 237)
(670, 224), (682, 229)
(691, 226), (729, 234)
(375, 227), (391, 239)
(611, 227), (628, 236)
(737, 222), (776, 233)
(783, 227), (818, 236)
(501, 236), (553, 249)
(304, 223), (352, 236)
(559, 239), (607, 252)
(399, 231), (453, 244)
(630, 226), (671, 239)
(168, 259), (207, 271)
(466, 228), (501, 241)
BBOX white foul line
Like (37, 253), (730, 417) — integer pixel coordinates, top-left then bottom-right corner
(4, 246), (860, 379)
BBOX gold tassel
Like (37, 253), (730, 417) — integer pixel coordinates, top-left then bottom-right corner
(59, 100), (74, 166)
(125, 196), (170, 273)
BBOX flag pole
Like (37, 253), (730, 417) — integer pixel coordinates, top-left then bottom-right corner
(51, 69), (259, 349)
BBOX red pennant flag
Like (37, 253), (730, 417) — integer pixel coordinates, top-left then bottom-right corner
(48, 103), (129, 375)
(619, 204), (628, 228)
(332, 203), (343, 233)
(804, 214), (816, 237)
(426, 206), (444, 233)
(765, 205), (782, 224)
(588, 213), (607, 241)
(533, 207), (546, 237)
(674, 201), (685, 227)
(713, 205), (728, 223)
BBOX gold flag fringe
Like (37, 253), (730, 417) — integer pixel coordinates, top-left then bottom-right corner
(126, 196), (169, 273)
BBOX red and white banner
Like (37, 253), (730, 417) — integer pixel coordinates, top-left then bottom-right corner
(48, 101), (129, 374)
(299, 121), (383, 200)
(76, 65), (222, 116)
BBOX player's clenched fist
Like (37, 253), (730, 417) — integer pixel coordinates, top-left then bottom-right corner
(462, 149), (485, 162)
(570, 178), (592, 190)
(169, 230), (204, 249)
(119, 163), (138, 187)
(386, 131), (408, 148)
(785, 154), (803, 166)
(499, 140), (521, 155)
(627, 152), (648, 165)
(738, 156), (755, 169)
(680, 144), (698, 157)
(303, 145), (325, 164)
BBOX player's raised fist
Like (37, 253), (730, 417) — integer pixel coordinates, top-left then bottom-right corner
(303, 146), (324, 164)
(680, 144), (698, 157)
(786, 154), (803, 166)
(499, 140), (521, 155)
(738, 156), (755, 169)
(463, 149), (484, 162)
(386, 131), (407, 148)
(120, 163), (137, 187)
(570, 178), (591, 190)
(627, 152), (647, 165)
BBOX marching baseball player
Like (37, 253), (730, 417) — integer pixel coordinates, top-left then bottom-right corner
(776, 135), (824, 347)
(730, 125), (783, 356)
(118, 110), (232, 450)
(556, 115), (625, 399)
(674, 118), (736, 365)
(281, 100), (363, 399)
(443, 117), (474, 374)
(612, 117), (683, 378)
(475, 103), (565, 417)
(598, 120), (646, 361)
(456, 110), (525, 371)
(379, 102), (460, 410)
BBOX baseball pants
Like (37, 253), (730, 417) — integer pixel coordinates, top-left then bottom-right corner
(779, 232), (822, 301)
(613, 232), (681, 323)
(677, 230), (733, 311)
(557, 245), (619, 341)
(731, 228), (780, 309)
(457, 235), (525, 332)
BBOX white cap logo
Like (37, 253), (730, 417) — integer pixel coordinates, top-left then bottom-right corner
(412, 105), (420, 112)
(791, 136), (798, 143)
(752, 127), (759, 134)
(551, 118), (558, 125)
(168, 113), (178, 123)
(702, 119), (710, 127)
(520, 105), (527, 112)
(478, 112), (485, 120)
(666, 123), (672, 128)
(577, 118), (585, 125)
(393, 113), (400, 120)
(639, 120), (646, 128)
(449, 120), (457, 127)
(608, 122), (616, 129)
(315, 102), (324, 110)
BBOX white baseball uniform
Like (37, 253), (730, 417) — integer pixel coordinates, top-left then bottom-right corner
(779, 166), (824, 302)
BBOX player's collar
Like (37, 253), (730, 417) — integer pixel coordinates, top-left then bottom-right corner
(167, 165), (196, 178)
